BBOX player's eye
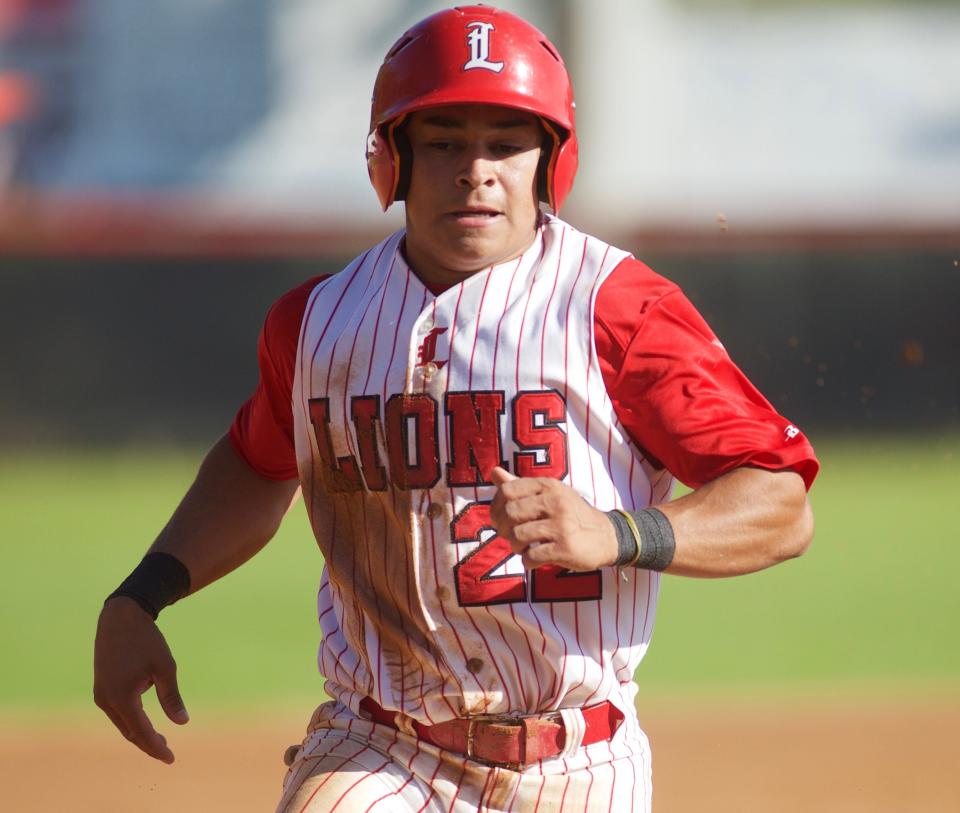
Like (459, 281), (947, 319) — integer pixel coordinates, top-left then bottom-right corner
(492, 141), (534, 157)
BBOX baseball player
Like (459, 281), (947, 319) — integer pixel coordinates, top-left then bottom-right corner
(94, 7), (819, 811)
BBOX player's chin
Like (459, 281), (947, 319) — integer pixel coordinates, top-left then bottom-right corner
(440, 234), (511, 271)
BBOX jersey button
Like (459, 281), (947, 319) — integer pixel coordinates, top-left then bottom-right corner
(422, 361), (438, 379)
(426, 502), (444, 520)
(465, 657), (484, 675)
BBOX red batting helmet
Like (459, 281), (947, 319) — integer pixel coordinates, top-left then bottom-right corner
(366, 5), (578, 213)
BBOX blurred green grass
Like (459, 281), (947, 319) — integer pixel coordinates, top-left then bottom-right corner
(643, 433), (960, 694)
(1, 435), (958, 714)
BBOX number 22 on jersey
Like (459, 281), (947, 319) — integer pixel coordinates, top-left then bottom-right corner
(451, 501), (602, 606)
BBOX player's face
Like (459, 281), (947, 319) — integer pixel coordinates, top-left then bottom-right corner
(402, 104), (543, 288)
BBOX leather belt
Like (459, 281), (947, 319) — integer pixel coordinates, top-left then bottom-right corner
(359, 697), (624, 770)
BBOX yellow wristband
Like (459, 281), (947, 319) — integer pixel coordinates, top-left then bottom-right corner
(614, 509), (643, 568)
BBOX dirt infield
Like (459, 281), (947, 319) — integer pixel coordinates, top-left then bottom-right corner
(2, 696), (957, 812)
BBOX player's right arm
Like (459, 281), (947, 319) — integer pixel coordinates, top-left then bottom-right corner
(93, 438), (299, 763)
(93, 276), (323, 764)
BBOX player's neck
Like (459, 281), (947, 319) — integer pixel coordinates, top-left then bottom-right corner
(400, 229), (540, 293)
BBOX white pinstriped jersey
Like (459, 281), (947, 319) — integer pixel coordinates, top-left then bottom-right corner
(290, 215), (673, 726)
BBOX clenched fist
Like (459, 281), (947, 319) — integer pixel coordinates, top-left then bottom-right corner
(488, 467), (619, 572)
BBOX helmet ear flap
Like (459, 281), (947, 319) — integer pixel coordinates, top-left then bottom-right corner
(392, 122), (413, 203)
(538, 118), (566, 212)
(366, 114), (409, 210)
(536, 121), (552, 206)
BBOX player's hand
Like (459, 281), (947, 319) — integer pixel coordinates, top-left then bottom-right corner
(93, 596), (189, 764)
(489, 467), (619, 571)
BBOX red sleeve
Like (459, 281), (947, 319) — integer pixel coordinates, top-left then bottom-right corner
(594, 258), (819, 491)
(228, 276), (328, 480)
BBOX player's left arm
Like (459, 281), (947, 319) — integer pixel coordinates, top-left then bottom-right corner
(640, 465), (813, 577)
(490, 257), (818, 577)
(489, 464), (811, 577)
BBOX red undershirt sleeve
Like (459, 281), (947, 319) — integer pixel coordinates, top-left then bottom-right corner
(228, 276), (328, 481)
(594, 258), (819, 491)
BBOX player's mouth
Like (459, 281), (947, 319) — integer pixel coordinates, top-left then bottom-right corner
(447, 207), (503, 227)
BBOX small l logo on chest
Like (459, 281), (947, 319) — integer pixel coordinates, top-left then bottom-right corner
(417, 327), (448, 369)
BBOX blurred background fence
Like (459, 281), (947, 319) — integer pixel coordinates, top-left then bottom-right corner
(1, 0), (957, 447)
(1, 245), (958, 447)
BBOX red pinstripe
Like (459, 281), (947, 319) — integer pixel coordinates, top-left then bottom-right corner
(582, 251), (608, 510)
(412, 487), (478, 713)
(320, 323), (374, 697)
(304, 250), (375, 530)
(308, 248), (380, 583)
(567, 250), (615, 704)
(440, 279), (516, 707)
(318, 578), (355, 690)
(581, 418), (619, 707)
(637, 572), (655, 652)
(326, 754), (394, 812)
(609, 427), (627, 687)
(362, 774), (416, 813)
(625, 745), (637, 813)
(378, 277), (457, 721)
(413, 789), (437, 813)
(538, 228), (565, 386)
(415, 293), (458, 722)
(635, 469), (673, 655)
(529, 228), (579, 709)
(291, 737), (372, 813)
(602, 758), (617, 813)
(362, 724), (417, 813)
(557, 775), (572, 813)
(515, 234), (544, 394)
(339, 262), (386, 463)
(581, 748), (597, 813)
(466, 268), (493, 391)
(381, 270), (424, 716)
(445, 756), (470, 813)
(357, 258), (416, 709)
(466, 267), (530, 706)
(411, 292), (486, 704)
(340, 283), (393, 706)
(638, 737), (650, 811)
(476, 768), (497, 812)
(621, 451), (640, 677)
(560, 236), (591, 402)
(316, 249), (408, 712)
(411, 752), (442, 813)
(381, 265), (414, 405)
(503, 768), (523, 812)
(422, 486), (477, 700)
(548, 232), (593, 708)
(531, 774), (548, 813)
(489, 255), (523, 386)
(490, 254), (547, 706)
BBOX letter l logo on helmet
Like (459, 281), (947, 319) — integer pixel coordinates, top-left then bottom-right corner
(463, 22), (504, 73)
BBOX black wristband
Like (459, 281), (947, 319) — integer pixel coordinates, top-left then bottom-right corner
(106, 552), (191, 620)
(629, 507), (676, 572)
(607, 510), (639, 567)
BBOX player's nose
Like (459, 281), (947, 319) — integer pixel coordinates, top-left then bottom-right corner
(455, 146), (497, 189)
